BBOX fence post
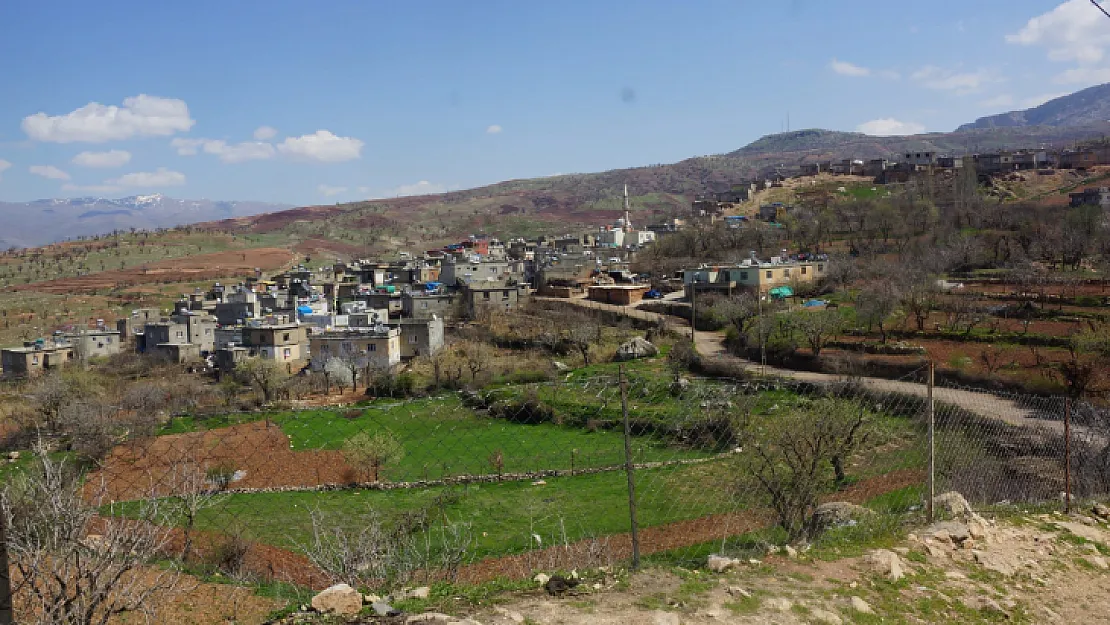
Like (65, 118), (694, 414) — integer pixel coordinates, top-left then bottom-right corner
(1065, 396), (1072, 515)
(619, 365), (641, 569)
(926, 360), (935, 524)
(0, 513), (12, 625)
(690, 282), (697, 348)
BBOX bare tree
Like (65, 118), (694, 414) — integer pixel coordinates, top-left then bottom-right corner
(738, 398), (877, 543)
(163, 455), (231, 563)
(2, 447), (183, 625)
(855, 282), (900, 344)
(234, 359), (287, 404)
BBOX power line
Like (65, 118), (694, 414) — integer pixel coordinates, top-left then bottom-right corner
(1092, 0), (1110, 21)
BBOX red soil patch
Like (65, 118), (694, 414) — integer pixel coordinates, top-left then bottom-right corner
(15, 247), (295, 294)
(292, 237), (369, 258)
(91, 421), (357, 502)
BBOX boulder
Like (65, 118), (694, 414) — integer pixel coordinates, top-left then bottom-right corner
(614, 337), (658, 361)
(864, 549), (904, 581)
(811, 608), (843, 625)
(372, 601), (400, 617)
(851, 596), (875, 614)
(707, 554), (741, 573)
(1093, 503), (1110, 520)
(812, 502), (874, 532)
(310, 583), (363, 616)
(933, 492), (974, 519)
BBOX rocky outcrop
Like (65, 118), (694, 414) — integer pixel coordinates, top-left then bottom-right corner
(614, 337), (658, 361)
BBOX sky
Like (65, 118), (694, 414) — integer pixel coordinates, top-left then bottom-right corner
(1, 0), (1109, 205)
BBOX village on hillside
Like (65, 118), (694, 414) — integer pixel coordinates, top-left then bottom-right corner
(5, 142), (1110, 380)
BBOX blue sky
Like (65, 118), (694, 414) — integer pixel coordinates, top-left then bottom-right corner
(1, 0), (1108, 205)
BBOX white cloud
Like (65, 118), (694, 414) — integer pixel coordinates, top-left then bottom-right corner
(830, 59), (870, 77)
(1054, 65), (1110, 84)
(386, 180), (447, 197)
(980, 94), (1016, 109)
(253, 126), (278, 140)
(911, 66), (999, 93)
(21, 94), (195, 143)
(72, 149), (131, 168)
(277, 130), (363, 162)
(1007, 0), (1110, 64)
(0, 160), (10, 175)
(856, 118), (926, 136)
(318, 184), (348, 197)
(171, 137), (275, 163)
(29, 165), (70, 180)
(107, 167), (185, 188)
(485, 124), (503, 134)
(62, 183), (124, 195)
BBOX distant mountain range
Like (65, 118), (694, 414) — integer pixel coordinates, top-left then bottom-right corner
(0, 195), (291, 249)
(959, 83), (1110, 131)
(8, 84), (1110, 252)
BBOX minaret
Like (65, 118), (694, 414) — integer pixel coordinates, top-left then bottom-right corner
(623, 184), (632, 230)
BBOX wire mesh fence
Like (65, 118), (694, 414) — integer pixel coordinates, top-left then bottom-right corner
(4, 362), (1109, 610)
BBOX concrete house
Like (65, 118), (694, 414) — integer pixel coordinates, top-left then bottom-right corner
(1, 339), (74, 378)
(402, 291), (456, 320)
(389, 317), (445, 360)
(440, 256), (512, 286)
(1069, 187), (1110, 208)
(242, 323), (307, 363)
(462, 283), (528, 316)
(309, 326), (402, 371)
(683, 254), (829, 296)
(66, 328), (122, 360)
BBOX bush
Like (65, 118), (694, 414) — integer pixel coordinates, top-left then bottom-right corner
(489, 390), (556, 424)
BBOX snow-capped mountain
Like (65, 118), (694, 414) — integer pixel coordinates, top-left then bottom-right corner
(0, 195), (293, 249)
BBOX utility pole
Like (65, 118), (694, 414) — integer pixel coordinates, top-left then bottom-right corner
(690, 278), (697, 348)
(1065, 396), (1072, 515)
(926, 360), (935, 523)
(620, 365), (641, 568)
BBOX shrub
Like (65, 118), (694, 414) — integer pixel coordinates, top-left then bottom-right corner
(489, 390), (556, 424)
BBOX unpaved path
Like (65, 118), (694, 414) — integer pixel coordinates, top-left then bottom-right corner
(539, 295), (1098, 443)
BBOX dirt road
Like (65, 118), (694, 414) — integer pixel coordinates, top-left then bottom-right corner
(537, 295), (1094, 442)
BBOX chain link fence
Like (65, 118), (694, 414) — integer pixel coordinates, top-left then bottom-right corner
(3, 361), (1108, 616)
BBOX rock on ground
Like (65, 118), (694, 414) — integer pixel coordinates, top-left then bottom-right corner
(614, 337), (658, 361)
(933, 491), (974, 519)
(864, 549), (904, 581)
(310, 583), (362, 616)
(812, 501), (874, 532)
(851, 596), (875, 614)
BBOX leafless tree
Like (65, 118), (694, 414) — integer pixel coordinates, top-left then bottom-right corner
(2, 447), (184, 625)
(234, 359), (287, 403)
(162, 455), (231, 563)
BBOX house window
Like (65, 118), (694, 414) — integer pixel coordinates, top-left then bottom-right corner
(483, 292), (490, 300)
(32, 355), (39, 365)
(765, 270), (773, 279)
(818, 264), (825, 272)
(283, 347), (291, 359)
(784, 268), (791, 277)
(283, 333), (290, 342)
(502, 292), (510, 300)
(369, 344), (376, 352)
(176, 331), (184, 338)
(421, 302), (428, 309)
(106, 337), (112, 344)
(801, 267), (807, 275)
(205, 329), (212, 335)
(740, 271), (748, 280)
(409, 335), (418, 344)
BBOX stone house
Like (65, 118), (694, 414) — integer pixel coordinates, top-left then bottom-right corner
(242, 323), (308, 363)
(309, 326), (402, 371)
(1, 339), (74, 378)
(389, 317), (445, 360)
